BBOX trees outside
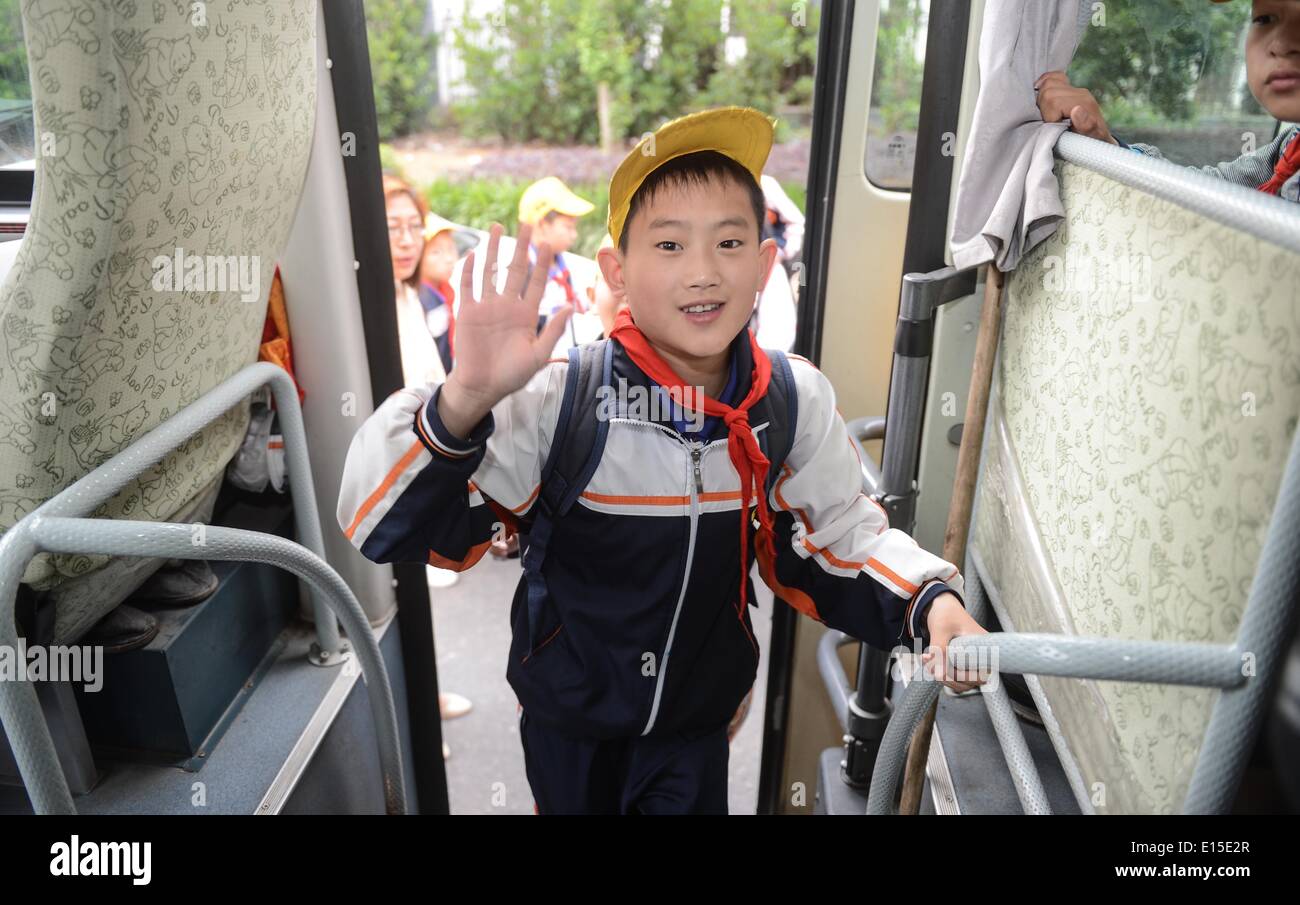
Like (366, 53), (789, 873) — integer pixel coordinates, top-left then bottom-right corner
(366, 0), (441, 140)
(0, 0), (29, 101)
(451, 0), (818, 146)
(1069, 0), (1261, 127)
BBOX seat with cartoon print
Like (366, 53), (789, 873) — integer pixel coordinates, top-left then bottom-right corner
(0, 0), (318, 646)
(967, 148), (1300, 814)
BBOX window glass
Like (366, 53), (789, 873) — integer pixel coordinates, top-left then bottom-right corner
(865, 0), (930, 191)
(0, 0), (34, 172)
(1069, 0), (1277, 166)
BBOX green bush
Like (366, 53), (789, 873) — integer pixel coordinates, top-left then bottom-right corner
(452, 0), (818, 145)
(1068, 0), (1257, 127)
(424, 179), (611, 259)
(0, 0), (30, 101)
(366, 0), (439, 140)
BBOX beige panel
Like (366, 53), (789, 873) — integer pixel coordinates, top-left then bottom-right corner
(779, 0), (905, 812)
(974, 161), (1300, 813)
(816, 17), (910, 425)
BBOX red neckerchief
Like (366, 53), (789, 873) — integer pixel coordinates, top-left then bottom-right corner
(531, 246), (584, 313)
(551, 266), (581, 311)
(1260, 132), (1300, 196)
(608, 307), (775, 621)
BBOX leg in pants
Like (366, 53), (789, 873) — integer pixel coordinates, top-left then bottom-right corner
(520, 711), (729, 814)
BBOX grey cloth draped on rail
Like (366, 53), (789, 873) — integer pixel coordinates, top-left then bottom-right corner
(949, 0), (1093, 271)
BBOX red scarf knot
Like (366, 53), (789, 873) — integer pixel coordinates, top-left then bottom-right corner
(1259, 131), (1300, 197)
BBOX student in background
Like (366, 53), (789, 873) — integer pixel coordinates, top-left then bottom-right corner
(383, 175), (473, 744)
(419, 212), (459, 375)
(517, 177), (605, 353)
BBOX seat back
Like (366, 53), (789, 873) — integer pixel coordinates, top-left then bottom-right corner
(0, 0), (318, 641)
(970, 155), (1300, 813)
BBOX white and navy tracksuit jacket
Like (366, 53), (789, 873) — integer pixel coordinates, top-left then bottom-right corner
(338, 334), (964, 740)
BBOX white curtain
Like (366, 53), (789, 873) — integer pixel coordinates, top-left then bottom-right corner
(949, 0), (1093, 272)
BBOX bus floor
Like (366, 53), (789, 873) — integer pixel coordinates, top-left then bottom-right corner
(430, 554), (773, 815)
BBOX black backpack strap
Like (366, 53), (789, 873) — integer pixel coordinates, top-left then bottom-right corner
(521, 339), (614, 647)
(760, 349), (798, 497)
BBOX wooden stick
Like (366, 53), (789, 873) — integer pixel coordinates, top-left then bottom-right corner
(898, 264), (1005, 815)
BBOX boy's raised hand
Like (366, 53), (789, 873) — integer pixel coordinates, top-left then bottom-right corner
(438, 222), (573, 440)
(1035, 71), (1117, 145)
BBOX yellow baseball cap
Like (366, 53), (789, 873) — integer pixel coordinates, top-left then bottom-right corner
(424, 212), (457, 241)
(607, 106), (776, 246)
(518, 177), (595, 226)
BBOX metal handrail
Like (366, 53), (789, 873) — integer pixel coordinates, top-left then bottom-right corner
(0, 363), (405, 814)
(866, 630), (1249, 815)
(844, 416), (885, 497)
(817, 630), (856, 732)
(867, 417), (1299, 814)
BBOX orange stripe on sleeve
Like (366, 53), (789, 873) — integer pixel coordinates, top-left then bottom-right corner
(428, 539), (493, 573)
(866, 557), (919, 596)
(344, 441), (426, 540)
(802, 537), (866, 571)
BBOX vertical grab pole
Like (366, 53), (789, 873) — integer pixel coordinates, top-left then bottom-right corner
(899, 265), (1004, 814)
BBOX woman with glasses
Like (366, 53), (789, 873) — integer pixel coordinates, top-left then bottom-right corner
(383, 175), (473, 750)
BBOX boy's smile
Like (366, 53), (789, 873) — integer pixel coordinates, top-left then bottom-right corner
(598, 177), (777, 396)
(1248, 0), (1300, 121)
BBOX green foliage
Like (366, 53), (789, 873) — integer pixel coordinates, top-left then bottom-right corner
(424, 178), (611, 258)
(451, 0), (818, 145)
(871, 0), (925, 134)
(699, 0), (820, 140)
(366, 0), (439, 141)
(379, 142), (405, 180)
(0, 0), (30, 101)
(1068, 0), (1256, 127)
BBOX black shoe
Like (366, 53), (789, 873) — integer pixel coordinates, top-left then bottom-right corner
(131, 559), (219, 608)
(85, 604), (159, 654)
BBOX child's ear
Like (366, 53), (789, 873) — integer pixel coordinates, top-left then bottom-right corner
(596, 246), (627, 299)
(756, 237), (780, 292)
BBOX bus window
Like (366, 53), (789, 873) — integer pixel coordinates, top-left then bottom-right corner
(1068, 0), (1278, 166)
(0, 0), (34, 191)
(865, 0), (930, 191)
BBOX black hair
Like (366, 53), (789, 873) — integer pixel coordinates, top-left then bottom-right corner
(617, 150), (766, 253)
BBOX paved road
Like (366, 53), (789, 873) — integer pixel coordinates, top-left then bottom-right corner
(431, 553), (774, 815)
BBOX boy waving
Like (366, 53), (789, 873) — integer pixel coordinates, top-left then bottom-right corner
(338, 107), (984, 814)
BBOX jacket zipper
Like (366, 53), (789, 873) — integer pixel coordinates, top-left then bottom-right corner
(604, 418), (733, 737)
(641, 437), (705, 736)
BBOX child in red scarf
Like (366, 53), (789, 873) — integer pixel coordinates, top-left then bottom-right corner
(418, 213), (459, 375)
(341, 108), (985, 814)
